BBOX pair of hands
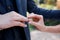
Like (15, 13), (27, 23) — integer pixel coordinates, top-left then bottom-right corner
(0, 11), (45, 30)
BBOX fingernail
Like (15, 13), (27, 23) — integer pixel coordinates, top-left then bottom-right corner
(24, 25), (27, 27)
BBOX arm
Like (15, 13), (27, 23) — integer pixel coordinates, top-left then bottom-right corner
(28, 14), (60, 33)
(27, 0), (60, 19)
(42, 25), (60, 33)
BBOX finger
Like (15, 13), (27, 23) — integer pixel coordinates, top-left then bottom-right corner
(28, 14), (43, 22)
(12, 17), (28, 22)
(38, 15), (44, 22)
(29, 21), (41, 29)
(29, 19), (43, 30)
(13, 21), (27, 27)
(18, 15), (28, 22)
(27, 13), (36, 18)
(9, 11), (28, 22)
(28, 14), (42, 19)
(29, 19), (39, 27)
(14, 12), (29, 22)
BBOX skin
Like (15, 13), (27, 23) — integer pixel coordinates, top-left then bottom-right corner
(28, 13), (60, 33)
(0, 11), (28, 30)
(0, 11), (60, 33)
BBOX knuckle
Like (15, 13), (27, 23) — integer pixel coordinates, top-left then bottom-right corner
(9, 11), (15, 14)
(20, 23), (24, 25)
(11, 17), (16, 20)
(11, 11), (16, 13)
(11, 21), (17, 26)
(40, 15), (43, 18)
(11, 11), (17, 15)
(34, 14), (37, 17)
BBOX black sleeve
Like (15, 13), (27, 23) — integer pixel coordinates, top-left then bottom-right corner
(27, 0), (60, 19)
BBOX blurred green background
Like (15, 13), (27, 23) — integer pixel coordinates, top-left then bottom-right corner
(29, 0), (60, 31)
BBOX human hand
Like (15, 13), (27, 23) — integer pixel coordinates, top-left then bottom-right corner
(0, 11), (28, 30)
(28, 13), (45, 31)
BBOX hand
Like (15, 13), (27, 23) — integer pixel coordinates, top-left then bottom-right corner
(0, 11), (28, 30)
(28, 13), (45, 31)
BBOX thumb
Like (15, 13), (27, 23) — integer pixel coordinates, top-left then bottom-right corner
(39, 15), (44, 23)
(29, 19), (39, 27)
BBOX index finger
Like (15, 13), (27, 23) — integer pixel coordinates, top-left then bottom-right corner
(28, 14), (42, 19)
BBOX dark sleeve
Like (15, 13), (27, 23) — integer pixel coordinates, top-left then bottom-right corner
(27, 0), (60, 19)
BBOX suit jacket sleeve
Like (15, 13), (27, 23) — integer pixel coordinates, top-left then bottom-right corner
(27, 0), (60, 19)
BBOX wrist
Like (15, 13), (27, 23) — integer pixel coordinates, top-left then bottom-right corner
(39, 25), (46, 31)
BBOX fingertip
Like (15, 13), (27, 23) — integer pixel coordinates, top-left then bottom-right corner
(19, 24), (27, 27)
